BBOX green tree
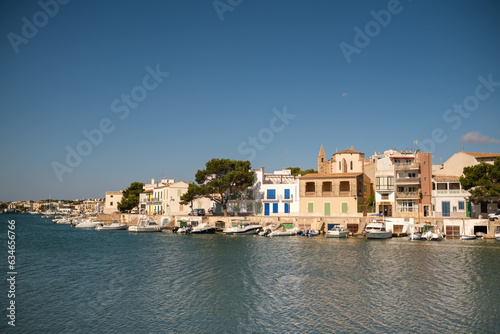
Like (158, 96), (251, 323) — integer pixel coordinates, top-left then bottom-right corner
(288, 167), (317, 176)
(460, 157), (500, 203)
(180, 183), (201, 208)
(0, 202), (7, 210)
(193, 159), (254, 216)
(118, 182), (144, 212)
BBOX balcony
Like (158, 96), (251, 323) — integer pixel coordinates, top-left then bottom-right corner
(395, 163), (419, 171)
(395, 177), (420, 184)
(396, 191), (419, 199)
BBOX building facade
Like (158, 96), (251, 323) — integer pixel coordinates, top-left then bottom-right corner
(299, 146), (372, 218)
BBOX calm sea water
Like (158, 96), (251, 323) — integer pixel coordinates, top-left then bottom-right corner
(1, 214), (499, 333)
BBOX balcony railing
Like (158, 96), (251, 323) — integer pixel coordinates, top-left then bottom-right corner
(395, 177), (419, 184)
(396, 191), (419, 199)
(395, 163), (419, 170)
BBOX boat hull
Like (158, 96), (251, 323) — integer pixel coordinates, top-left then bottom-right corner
(365, 232), (392, 239)
(326, 231), (349, 238)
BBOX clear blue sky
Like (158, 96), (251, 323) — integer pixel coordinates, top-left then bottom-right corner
(1, 0), (499, 201)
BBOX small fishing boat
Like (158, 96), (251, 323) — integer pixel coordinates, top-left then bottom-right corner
(95, 220), (127, 231)
(128, 218), (162, 232)
(495, 232), (500, 241)
(422, 226), (444, 241)
(75, 219), (100, 229)
(268, 226), (302, 236)
(190, 223), (217, 234)
(326, 226), (350, 238)
(224, 220), (262, 235)
(460, 235), (477, 240)
(301, 228), (320, 237)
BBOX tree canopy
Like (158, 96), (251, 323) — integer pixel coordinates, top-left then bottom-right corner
(117, 182), (144, 212)
(460, 157), (500, 203)
(288, 167), (318, 176)
(190, 158), (254, 216)
(179, 183), (202, 207)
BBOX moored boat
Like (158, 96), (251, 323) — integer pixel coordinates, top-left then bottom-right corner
(494, 232), (500, 241)
(128, 218), (162, 232)
(190, 223), (217, 234)
(268, 226), (302, 236)
(460, 235), (477, 240)
(75, 219), (100, 229)
(95, 220), (127, 231)
(364, 221), (392, 239)
(223, 220), (262, 235)
(422, 226), (444, 241)
(326, 226), (350, 238)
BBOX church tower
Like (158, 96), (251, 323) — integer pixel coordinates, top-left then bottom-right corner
(318, 145), (328, 174)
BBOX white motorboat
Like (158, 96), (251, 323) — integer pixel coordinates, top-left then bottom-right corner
(190, 223), (217, 234)
(95, 221), (128, 231)
(495, 233), (500, 241)
(223, 220), (262, 235)
(326, 226), (350, 238)
(128, 219), (162, 233)
(268, 226), (302, 236)
(75, 219), (100, 229)
(422, 227), (444, 241)
(364, 221), (392, 239)
(258, 224), (277, 236)
(460, 235), (477, 240)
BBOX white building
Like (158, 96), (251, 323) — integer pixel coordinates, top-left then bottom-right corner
(141, 178), (212, 216)
(225, 167), (300, 216)
(104, 191), (123, 214)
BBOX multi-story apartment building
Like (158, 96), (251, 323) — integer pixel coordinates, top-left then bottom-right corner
(374, 150), (432, 219)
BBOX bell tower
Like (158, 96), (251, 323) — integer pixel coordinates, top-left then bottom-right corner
(318, 145), (328, 174)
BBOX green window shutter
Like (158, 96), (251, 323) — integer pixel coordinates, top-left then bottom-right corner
(247, 203), (253, 212)
(308, 202), (314, 213)
(342, 202), (348, 213)
(324, 202), (331, 216)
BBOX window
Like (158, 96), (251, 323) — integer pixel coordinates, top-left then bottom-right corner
(322, 182), (332, 193)
(382, 194), (389, 200)
(341, 202), (348, 213)
(266, 189), (276, 200)
(284, 189), (290, 199)
(234, 203), (240, 212)
(458, 201), (464, 210)
(247, 203), (253, 212)
(306, 182), (315, 192)
(339, 181), (350, 192)
(110, 202), (113, 206)
(376, 177), (394, 190)
(308, 202), (314, 213)
(272, 203), (278, 213)
(350, 161), (353, 170)
(339, 162), (341, 170)
(397, 200), (418, 212)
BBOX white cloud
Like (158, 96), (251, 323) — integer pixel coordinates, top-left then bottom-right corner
(461, 131), (500, 144)
(342, 92), (348, 98)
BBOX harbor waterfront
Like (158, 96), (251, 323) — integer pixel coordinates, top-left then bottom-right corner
(2, 214), (500, 333)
